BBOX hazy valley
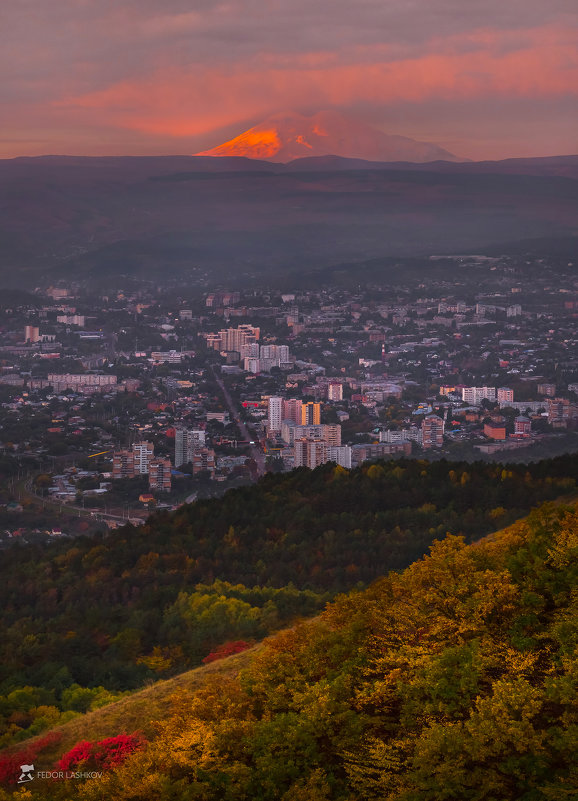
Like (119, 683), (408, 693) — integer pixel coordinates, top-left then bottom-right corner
(1, 154), (577, 288)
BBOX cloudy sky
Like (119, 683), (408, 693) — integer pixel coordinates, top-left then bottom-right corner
(2, 0), (577, 160)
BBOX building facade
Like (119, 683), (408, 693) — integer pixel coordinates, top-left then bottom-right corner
(216, 325), (260, 353)
(294, 438), (327, 469)
(326, 445), (352, 468)
(380, 427), (422, 445)
(191, 448), (216, 477)
(47, 373), (117, 393)
(133, 441), (154, 474)
(461, 386), (496, 404)
(327, 382), (343, 401)
(112, 450), (135, 480)
(301, 402), (321, 425)
(514, 416), (532, 436)
(422, 415), (445, 448)
(497, 387), (514, 404)
(148, 458), (172, 492)
(268, 396), (284, 432)
(174, 427), (206, 467)
(281, 422), (341, 446)
(24, 326), (40, 343)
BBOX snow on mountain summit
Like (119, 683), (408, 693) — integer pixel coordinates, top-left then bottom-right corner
(196, 110), (462, 163)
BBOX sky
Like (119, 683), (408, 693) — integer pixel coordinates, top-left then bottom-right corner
(1, 0), (577, 161)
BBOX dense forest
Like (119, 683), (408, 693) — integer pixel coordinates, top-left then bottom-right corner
(0, 455), (576, 753)
(1, 501), (576, 799)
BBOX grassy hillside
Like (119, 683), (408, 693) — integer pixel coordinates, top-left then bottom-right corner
(0, 456), (577, 754)
(0, 501), (576, 799)
(0, 643), (260, 774)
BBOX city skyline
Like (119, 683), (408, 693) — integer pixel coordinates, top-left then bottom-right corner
(1, 0), (577, 160)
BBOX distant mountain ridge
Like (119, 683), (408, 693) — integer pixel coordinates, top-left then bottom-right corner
(1, 152), (577, 288)
(196, 110), (463, 163)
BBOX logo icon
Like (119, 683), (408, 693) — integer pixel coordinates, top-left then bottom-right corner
(18, 764), (35, 784)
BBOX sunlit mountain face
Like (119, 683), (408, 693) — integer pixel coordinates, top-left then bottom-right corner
(196, 110), (463, 163)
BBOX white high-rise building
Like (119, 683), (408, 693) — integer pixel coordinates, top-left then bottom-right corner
(326, 445), (352, 469)
(462, 386), (496, 404)
(243, 357), (261, 374)
(175, 428), (206, 467)
(132, 441), (154, 474)
(241, 343), (291, 373)
(260, 344), (289, 362)
(259, 358), (278, 373)
(268, 396), (284, 432)
(281, 423), (341, 446)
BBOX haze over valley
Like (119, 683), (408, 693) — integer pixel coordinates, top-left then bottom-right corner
(1, 149), (577, 288)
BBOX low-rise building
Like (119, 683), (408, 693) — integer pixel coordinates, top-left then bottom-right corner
(514, 416), (532, 437)
(484, 422), (507, 440)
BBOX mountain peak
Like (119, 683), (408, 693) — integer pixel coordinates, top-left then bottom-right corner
(195, 110), (462, 163)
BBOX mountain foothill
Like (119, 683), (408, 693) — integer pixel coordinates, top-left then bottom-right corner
(0, 114), (577, 287)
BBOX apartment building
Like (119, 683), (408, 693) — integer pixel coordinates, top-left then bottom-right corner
(133, 442), (154, 474)
(148, 458), (172, 492)
(422, 414), (445, 448)
(175, 427), (206, 467)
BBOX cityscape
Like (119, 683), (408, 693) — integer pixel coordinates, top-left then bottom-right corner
(2, 252), (578, 544)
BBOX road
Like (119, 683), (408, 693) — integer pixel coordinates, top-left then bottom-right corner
(210, 367), (266, 476)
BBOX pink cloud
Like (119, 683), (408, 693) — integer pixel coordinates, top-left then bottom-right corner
(56, 24), (577, 145)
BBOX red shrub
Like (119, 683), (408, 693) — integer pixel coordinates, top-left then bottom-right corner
(0, 752), (29, 786)
(56, 733), (145, 772)
(0, 732), (62, 785)
(202, 640), (251, 664)
(56, 740), (93, 771)
(94, 734), (145, 770)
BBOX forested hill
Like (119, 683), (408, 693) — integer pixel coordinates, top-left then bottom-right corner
(2, 499), (577, 799)
(0, 456), (576, 754)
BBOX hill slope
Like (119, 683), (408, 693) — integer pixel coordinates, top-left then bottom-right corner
(0, 643), (260, 776)
(1, 501), (576, 799)
(1, 457), (576, 707)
